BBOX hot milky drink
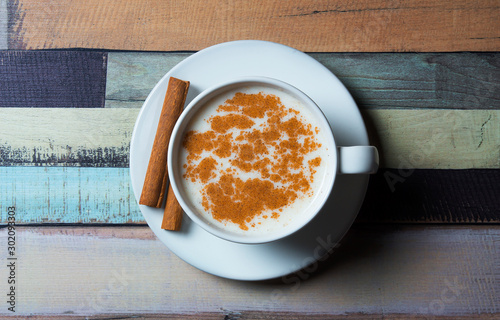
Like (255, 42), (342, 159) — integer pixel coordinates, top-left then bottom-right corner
(179, 85), (330, 236)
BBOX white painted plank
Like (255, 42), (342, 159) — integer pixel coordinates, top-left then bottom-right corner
(0, 226), (497, 316)
(0, 108), (498, 168)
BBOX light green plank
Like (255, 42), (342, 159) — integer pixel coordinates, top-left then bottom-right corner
(1, 108), (498, 168)
(362, 109), (500, 169)
(0, 108), (139, 166)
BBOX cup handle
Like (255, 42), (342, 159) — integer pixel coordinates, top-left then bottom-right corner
(338, 146), (379, 174)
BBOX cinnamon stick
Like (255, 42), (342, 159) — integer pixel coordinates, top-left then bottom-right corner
(161, 183), (183, 230)
(139, 77), (189, 208)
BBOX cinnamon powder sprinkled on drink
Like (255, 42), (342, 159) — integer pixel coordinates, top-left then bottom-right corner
(183, 91), (323, 230)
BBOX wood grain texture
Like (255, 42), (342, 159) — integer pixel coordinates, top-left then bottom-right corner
(8, 314), (500, 320)
(1, 108), (498, 169)
(363, 109), (499, 169)
(107, 52), (500, 110)
(7, 0), (500, 52)
(0, 0), (6, 49)
(311, 53), (500, 110)
(0, 108), (138, 167)
(106, 52), (191, 108)
(0, 225), (497, 316)
(0, 51), (107, 108)
(0, 167), (498, 224)
(358, 169), (500, 223)
(0, 167), (141, 223)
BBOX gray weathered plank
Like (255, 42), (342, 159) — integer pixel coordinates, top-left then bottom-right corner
(0, 225), (497, 316)
(106, 52), (500, 110)
(0, 0), (6, 49)
(11, 313), (500, 319)
(1, 108), (498, 169)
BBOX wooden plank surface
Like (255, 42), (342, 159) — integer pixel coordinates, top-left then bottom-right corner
(0, 225), (497, 316)
(0, 108), (137, 167)
(1, 1), (498, 319)
(0, 51), (107, 108)
(106, 52), (500, 110)
(363, 109), (499, 169)
(7, 314), (499, 320)
(312, 53), (500, 110)
(0, 0), (6, 49)
(1, 108), (498, 169)
(1, 167), (498, 224)
(0, 167), (140, 224)
(359, 169), (500, 223)
(105, 52), (191, 108)
(6, 0), (500, 52)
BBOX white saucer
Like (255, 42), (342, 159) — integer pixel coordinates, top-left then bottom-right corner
(130, 40), (370, 281)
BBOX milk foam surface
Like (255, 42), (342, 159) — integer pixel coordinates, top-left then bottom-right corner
(180, 85), (331, 236)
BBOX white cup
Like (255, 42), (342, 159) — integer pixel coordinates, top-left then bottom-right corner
(168, 77), (378, 244)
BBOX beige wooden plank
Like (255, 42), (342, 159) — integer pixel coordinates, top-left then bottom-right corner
(7, 0), (500, 52)
(0, 0), (6, 49)
(1, 108), (498, 169)
(0, 226), (497, 316)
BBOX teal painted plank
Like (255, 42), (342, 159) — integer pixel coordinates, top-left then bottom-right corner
(0, 167), (142, 223)
(310, 53), (500, 109)
(105, 52), (191, 108)
(106, 52), (500, 110)
(0, 167), (499, 224)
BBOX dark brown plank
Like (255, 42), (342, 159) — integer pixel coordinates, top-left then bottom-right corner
(0, 50), (107, 107)
(358, 169), (500, 223)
